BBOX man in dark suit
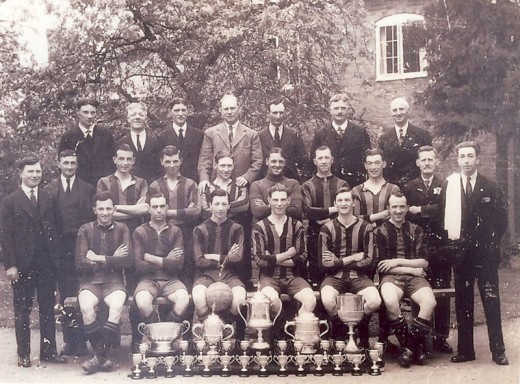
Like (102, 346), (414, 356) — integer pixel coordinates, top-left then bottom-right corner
(0, 157), (67, 367)
(310, 93), (370, 187)
(46, 150), (96, 357)
(378, 97), (432, 187)
(440, 141), (508, 366)
(58, 97), (115, 186)
(116, 102), (161, 184)
(158, 97), (204, 183)
(403, 146), (452, 355)
(258, 97), (310, 182)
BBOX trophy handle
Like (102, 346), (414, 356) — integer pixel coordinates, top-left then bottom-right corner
(318, 320), (330, 338)
(272, 300), (283, 325)
(222, 324), (235, 340)
(181, 320), (191, 335)
(284, 321), (296, 340)
(192, 323), (204, 340)
(137, 322), (146, 337)
(237, 303), (248, 325)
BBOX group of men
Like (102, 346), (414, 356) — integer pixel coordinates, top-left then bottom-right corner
(0, 93), (509, 375)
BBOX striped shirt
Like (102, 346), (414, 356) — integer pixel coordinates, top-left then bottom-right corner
(201, 180), (249, 220)
(302, 174), (349, 224)
(352, 181), (400, 225)
(319, 217), (373, 279)
(75, 221), (132, 284)
(253, 217), (307, 279)
(97, 173), (148, 232)
(133, 222), (184, 281)
(149, 175), (201, 226)
(374, 221), (427, 268)
(193, 218), (244, 280)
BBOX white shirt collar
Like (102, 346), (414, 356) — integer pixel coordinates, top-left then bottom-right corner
(268, 124), (284, 139)
(60, 174), (76, 190)
(172, 122), (187, 136)
(332, 120), (348, 133)
(130, 130), (146, 147)
(79, 124), (94, 137)
(394, 122), (409, 137)
(21, 184), (38, 199)
(461, 172), (477, 190)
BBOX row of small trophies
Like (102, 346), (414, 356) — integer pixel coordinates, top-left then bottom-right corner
(129, 291), (385, 378)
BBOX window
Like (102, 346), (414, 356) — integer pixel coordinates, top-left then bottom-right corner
(375, 13), (427, 81)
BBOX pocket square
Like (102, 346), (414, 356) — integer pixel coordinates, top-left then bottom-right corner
(481, 197), (491, 203)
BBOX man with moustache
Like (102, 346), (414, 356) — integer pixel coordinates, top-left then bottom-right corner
(378, 98), (432, 187)
(158, 97), (204, 182)
(46, 150), (95, 357)
(440, 141), (508, 365)
(302, 146), (349, 285)
(117, 102), (161, 184)
(58, 98), (115, 186)
(310, 94), (370, 187)
(258, 97), (309, 181)
(0, 157), (67, 367)
(403, 146), (452, 354)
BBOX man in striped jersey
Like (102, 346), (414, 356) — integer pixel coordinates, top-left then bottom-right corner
(319, 187), (381, 344)
(375, 191), (437, 368)
(253, 183), (315, 321)
(133, 193), (190, 326)
(302, 145), (349, 286)
(75, 192), (132, 374)
(192, 189), (246, 322)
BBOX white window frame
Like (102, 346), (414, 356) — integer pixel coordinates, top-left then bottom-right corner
(375, 13), (427, 81)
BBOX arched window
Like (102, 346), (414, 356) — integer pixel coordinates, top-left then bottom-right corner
(375, 13), (427, 81)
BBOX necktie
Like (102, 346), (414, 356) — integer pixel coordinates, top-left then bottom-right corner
(66, 178), (71, 194)
(424, 179), (430, 189)
(274, 127), (281, 143)
(337, 127), (344, 136)
(29, 189), (37, 207)
(465, 176), (472, 201)
(228, 126), (234, 146)
(85, 129), (92, 139)
(136, 134), (142, 151)
(179, 128), (184, 142)
(399, 128), (405, 144)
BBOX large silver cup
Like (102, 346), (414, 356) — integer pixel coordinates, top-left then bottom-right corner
(336, 294), (364, 354)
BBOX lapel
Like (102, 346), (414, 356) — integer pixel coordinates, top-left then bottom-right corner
(216, 123), (231, 150)
(37, 187), (51, 217)
(233, 123), (246, 148)
(15, 188), (40, 219)
(469, 174), (484, 210)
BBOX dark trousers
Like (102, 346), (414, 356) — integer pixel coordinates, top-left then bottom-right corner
(453, 249), (505, 356)
(57, 233), (84, 345)
(12, 261), (57, 358)
(429, 257), (452, 339)
(306, 223), (324, 287)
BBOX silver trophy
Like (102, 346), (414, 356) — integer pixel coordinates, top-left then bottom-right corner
(285, 312), (329, 354)
(336, 293), (364, 354)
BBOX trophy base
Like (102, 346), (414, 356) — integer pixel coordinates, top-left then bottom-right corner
(251, 341), (271, 350)
(369, 368), (381, 376)
(302, 346), (317, 354)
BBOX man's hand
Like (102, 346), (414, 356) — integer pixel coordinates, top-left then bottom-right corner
(137, 196), (147, 204)
(322, 250), (338, 267)
(198, 180), (210, 194)
(316, 218), (331, 225)
(373, 209), (390, 221)
(377, 259), (399, 273)
(351, 252), (365, 262)
(228, 243), (240, 258)
(410, 268), (426, 277)
(113, 244), (129, 257)
(6, 266), (19, 283)
(168, 248), (183, 259)
(235, 176), (248, 187)
(409, 206), (421, 214)
(254, 198), (267, 207)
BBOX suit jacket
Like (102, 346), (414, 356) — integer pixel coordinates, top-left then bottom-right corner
(58, 125), (115, 186)
(377, 123), (432, 187)
(403, 175), (443, 232)
(258, 126), (310, 182)
(0, 187), (59, 271)
(46, 177), (96, 237)
(198, 122), (263, 184)
(439, 173), (507, 263)
(116, 133), (162, 183)
(158, 124), (204, 183)
(310, 121), (370, 187)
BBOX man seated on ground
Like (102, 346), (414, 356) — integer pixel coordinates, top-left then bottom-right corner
(253, 183), (316, 326)
(133, 193), (190, 330)
(374, 191), (437, 368)
(75, 192), (132, 374)
(319, 187), (381, 345)
(192, 189), (246, 324)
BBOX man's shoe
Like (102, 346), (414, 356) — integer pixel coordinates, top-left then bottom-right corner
(450, 354), (476, 363)
(18, 355), (31, 368)
(41, 354), (67, 364)
(76, 343), (89, 357)
(492, 353), (509, 366)
(99, 358), (115, 372)
(413, 348), (427, 365)
(398, 349), (413, 368)
(82, 355), (104, 374)
(433, 338), (453, 354)
(60, 343), (77, 356)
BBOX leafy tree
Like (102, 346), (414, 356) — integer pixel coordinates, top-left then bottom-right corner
(418, 0), (520, 188)
(0, 0), (370, 194)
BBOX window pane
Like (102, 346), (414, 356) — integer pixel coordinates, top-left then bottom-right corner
(402, 22), (425, 73)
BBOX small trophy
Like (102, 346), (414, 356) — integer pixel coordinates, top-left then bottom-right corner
(319, 339), (331, 364)
(277, 340), (288, 355)
(274, 354), (289, 376)
(332, 353), (344, 375)
(219, 354), (232, 376)
(181, 354), (195, 376)
(238, 354), (252, 376)
(164, 355), (177, 378)
(254, 354), (271, 376)
(312, 354), (325, 376)
(146, 356), (158, 379)
(374, 341), (385, 371)
(129, 353), (143, 379)
(294, 353), (307, 376)
(368, 349), (381, 376)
